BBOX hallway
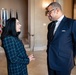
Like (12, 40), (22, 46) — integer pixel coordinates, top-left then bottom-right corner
(0, 48), (76, 75)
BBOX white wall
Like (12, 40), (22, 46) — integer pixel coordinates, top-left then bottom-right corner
(28, 0), (51, 51)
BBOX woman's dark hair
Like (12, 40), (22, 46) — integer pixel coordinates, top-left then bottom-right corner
(1, 18), (20, 39)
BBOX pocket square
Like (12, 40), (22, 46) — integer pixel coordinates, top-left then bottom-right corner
(62, 30), (66, 32)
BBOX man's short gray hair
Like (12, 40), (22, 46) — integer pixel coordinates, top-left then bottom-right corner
(46, 2), (62, 11)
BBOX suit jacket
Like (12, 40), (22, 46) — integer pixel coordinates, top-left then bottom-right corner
(2, 36), (29, 75)
(47, 16), (76, 71)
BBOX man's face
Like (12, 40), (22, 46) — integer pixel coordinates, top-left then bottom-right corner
(46, 6), (57, 21)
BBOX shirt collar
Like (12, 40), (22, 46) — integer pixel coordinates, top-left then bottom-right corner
(57, 15), (64, 22)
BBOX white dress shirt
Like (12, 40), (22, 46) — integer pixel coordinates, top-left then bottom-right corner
(53, 15), (64, 34)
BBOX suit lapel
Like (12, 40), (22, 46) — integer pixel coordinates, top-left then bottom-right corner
(52, 16), (67, 40)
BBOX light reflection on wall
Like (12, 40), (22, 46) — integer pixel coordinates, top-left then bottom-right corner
(42, 0), (54, 9)
(42, 2), (49, 8)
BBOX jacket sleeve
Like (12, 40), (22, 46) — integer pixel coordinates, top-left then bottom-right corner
(3, 37), (29, 65)
(72, 20), (76, 66)
(47, 23), (52, 53)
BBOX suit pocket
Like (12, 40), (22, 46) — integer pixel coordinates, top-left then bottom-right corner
(58, 51), (71, 66)
(58, 51), (70, 59)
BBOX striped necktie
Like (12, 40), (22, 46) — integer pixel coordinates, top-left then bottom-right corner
(52, 21), (57, 35)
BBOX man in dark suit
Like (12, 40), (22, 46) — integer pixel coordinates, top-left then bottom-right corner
(46, 2), (76, 75)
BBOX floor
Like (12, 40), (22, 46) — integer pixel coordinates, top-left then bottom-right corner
(0, 48), (76, 75)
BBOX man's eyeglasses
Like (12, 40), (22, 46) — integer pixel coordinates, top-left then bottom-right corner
(45, 9), (55, 16)
(47, 9), (54, 14)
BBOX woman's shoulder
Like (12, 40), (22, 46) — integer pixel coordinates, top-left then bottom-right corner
(3, 36), (16, 41)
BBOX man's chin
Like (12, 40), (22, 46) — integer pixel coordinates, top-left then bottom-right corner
(49, 19), (53, 21)
(48, 17), (53, 21)
(48, 18), (52, 21)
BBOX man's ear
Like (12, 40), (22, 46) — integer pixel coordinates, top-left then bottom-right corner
(56, 8), (60, 14)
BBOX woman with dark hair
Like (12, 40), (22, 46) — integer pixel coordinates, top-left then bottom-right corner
(1, 18), (35, 75)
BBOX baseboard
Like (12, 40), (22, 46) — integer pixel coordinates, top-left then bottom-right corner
(34, 46), (47, 51)
(24, 45), (47, 51)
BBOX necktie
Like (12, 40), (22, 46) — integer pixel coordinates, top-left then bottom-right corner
(51, 21), (57, 36)
(48, 21), (57, 42)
